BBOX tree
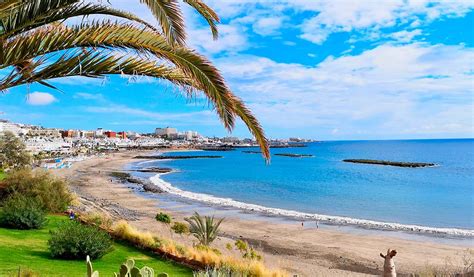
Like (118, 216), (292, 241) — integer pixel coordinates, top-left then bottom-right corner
(0, 131), (31, 170)
(0, 0), (269, 160)
(185, 212), (223, 246)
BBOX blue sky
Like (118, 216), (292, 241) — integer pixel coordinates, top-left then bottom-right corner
(1, 0), (473, 140)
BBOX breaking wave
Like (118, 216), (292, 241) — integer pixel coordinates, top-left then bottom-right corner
(149, 174), (473, 237)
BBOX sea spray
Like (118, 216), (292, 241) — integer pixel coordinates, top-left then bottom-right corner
(149, 174), (474, 238)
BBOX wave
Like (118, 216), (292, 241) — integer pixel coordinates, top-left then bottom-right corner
(149, 174), (474, 237)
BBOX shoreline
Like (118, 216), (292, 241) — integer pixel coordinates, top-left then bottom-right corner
(147, 171), (473, 238)
(54, 150), (474, 276)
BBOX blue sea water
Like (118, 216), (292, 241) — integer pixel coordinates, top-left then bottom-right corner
(146, 139), (474, 230)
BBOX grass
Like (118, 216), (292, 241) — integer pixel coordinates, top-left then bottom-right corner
(0, 171), (5, 180)
(0, 215), (192, 276)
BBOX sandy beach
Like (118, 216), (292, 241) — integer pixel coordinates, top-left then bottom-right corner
(53, 151), (473, 276)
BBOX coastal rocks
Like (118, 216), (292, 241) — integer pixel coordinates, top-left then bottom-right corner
(134, 155), (223, 160)
(343, 159), (436, 168)
(109, 171), (164, 193)
(142, 183), (165, 193)
(134, 167), (173, 173)
(274, 153), (314, 158)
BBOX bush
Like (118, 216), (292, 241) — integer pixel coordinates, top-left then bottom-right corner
(1, 169), (72, 212)
(48, 221), (112, 260)
(171, 222), (189, 235)
(112, 220), (160, 249)
(0, 194), (46, 229)
(81, 212), (113, 229)
(155, 212), (171, 224)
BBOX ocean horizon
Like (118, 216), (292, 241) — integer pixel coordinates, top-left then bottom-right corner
(130, 138), (474, 236)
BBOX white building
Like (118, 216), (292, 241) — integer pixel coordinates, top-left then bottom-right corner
(0, 119), (22, 136)
(155, 127), (178, 137)
(95, 128), (104, 137)
(184, 131), (199, 140)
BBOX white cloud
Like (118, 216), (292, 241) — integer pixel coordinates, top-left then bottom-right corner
(298, 0), (474, 44)
(216, 43), (474, 138)
(188, 24), (248, 54)
(200, 0), (473, 46)
(26, 92), (57, 106)
(389, 29), (423, 43)
(253, 17), (284, 36)
(84, 105), (220, 126)
(74, 93), (105, 101)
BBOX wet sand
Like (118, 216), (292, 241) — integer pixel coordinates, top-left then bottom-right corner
(53, 151), (473, 276)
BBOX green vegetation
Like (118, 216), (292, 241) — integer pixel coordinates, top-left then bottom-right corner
(0, 131), (32, 170)
(193, 268), (232, 277)
(171, 222), (189, 235)
(0, 171), (5, 180)
(0, 215), (191, 276)
(185, 212), (223, 247)
(0, 194), (46, 229)
(48, 221), (113, 260)
(1, 169), (73, 212)
(234, 240), (262, 261)
(155, 212), (171, 224)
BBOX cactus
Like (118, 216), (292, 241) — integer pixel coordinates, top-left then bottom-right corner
(116, 258), (156, 277)
(86, 255), (99, 277)
(85, 256), (162, 277)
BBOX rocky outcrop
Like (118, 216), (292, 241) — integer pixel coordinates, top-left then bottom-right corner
(274, 153), (314, 158)
(343, 159), (436, 168)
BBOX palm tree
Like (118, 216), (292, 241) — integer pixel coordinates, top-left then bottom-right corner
(185, 212), (223, 246)
(0, 0), (269, 160)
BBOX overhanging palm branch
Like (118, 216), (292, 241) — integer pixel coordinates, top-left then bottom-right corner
(0, 0), (160, 38)
(0, 0), (270, 160)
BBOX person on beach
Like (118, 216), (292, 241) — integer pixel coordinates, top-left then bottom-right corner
(316, 220), (319, 229)
(68, 209), (75, 220)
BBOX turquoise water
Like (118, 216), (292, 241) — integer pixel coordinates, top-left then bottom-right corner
(144, 139), (473, 231)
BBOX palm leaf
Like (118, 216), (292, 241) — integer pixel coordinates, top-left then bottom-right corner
(1, 0), (159, 38)
(140, 0), (185, 46)
(184, 0), (220, 39)
(1, 21), (270, 160)
(0, 50), (192, 90)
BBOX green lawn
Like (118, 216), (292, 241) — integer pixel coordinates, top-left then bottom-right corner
(0, 215), (192, 276)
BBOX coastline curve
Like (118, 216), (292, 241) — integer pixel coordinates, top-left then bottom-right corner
(149, 173), (474, 238)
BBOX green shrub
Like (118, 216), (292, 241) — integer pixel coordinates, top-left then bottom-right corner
(171, 222), (189, 235)
(1, 169), (72, 212)
(0, 194), (46, 229)
(235, 239), (262, 261)
(155, 212), (171, 224)
(48, 221), (112, 260)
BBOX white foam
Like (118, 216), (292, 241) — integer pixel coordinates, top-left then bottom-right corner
(149, 174), (474, 237)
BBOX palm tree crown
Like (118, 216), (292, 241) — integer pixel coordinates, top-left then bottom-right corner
(185, 212), (223, 246)
(0, 0), (270, 160)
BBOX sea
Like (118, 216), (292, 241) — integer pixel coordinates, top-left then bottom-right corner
(129, 139), (474, 238)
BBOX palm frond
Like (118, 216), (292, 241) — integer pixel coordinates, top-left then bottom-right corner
(0, 50), (192, 91)
(0, 0), (22, 19)
(1, 0), (159, 38)
(2, 22), (235, 130)
(184, 0), (220, 39)
(140, 0), (185, 46)
(1, 21), (270, 160)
